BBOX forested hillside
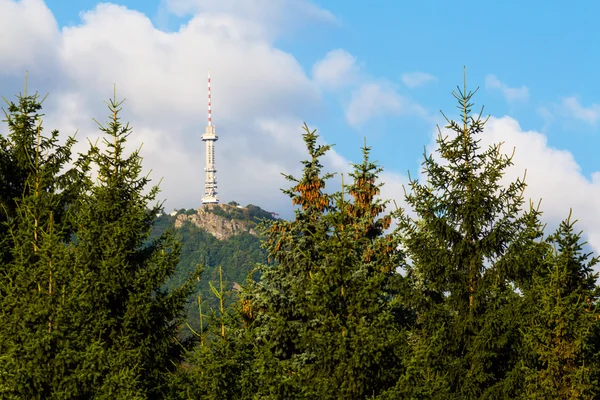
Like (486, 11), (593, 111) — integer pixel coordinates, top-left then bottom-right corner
(2, 78), (600, 399)
(149, 208), (273, 335)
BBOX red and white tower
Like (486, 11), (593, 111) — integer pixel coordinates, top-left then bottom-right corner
(201, 70), (219, 204)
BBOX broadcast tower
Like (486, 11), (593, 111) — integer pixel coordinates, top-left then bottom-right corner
(201, 70), (219, 204)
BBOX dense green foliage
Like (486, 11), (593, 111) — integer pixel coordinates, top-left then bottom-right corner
(520, 211), (600, 398)
(151, 211), (269, 333)
(0, 86), (86, 398)
(0, 86), (191, 399)
(2, 75), (600, 399)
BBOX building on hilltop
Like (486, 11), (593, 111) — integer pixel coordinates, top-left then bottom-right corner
(201, 69), (219, 204)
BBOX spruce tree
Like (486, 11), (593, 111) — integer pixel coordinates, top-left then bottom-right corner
(0, 81), (80, 262)
(71, 92), (192, 398)
(387, 75), (528, 399)
(233, 126), (407, 399)
(493, 200), (551, 395)
(521, 210), (600, 399)
(297, 139), (407, 398)
(0, 88), (84, 398)
(236, 123), (335, 399)
(168, 267), (258, 400)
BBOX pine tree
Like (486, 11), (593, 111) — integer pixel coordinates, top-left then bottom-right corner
(521, 210), (600, 399)
(0, 87), (85, 398)
(388, 74), (529, 399)
(70, 91), (192, 398)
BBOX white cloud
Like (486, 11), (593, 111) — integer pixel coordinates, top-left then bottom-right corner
(0, 0), (412, 221)
(164, 0), (337, 40)
(401, 72), (436, 88)
(0, 0), (59, 74)
(6, 0), (597, 262)
(0, 0), (335, 218)
(312, 49), (359, 90)
(485, 74), (530, 103)
(345, 83), (428, 128)
(560, 96), (600, 125)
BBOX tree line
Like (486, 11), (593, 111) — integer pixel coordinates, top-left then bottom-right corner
(1, 77), (599, 399)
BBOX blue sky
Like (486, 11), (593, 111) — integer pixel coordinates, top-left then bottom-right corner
(43, 0), (600, 177)
(2, 0), (600, 252)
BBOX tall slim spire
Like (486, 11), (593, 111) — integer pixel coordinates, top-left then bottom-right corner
(207, 69), (212, 126)
(201, 69), (219, 204)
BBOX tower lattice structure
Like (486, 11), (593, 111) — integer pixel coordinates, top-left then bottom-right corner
(201, 70), (219, 204)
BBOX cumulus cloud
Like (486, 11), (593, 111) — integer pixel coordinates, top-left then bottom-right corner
(485, 74), (530, 103)
(0, 0), (335, 218)
(2, 0), (598, 259)
(164, 0), (337, 40)
(0, 0), (60, 75)
(560, 96), (600, 125)
(401, 72), (436, 88)
(312, 49), (359, 90)
(0, 0), (413, 221)
(345, 83), (428, 128)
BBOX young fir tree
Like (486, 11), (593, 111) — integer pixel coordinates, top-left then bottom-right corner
(168, 267), (258, 400)
(233, 126), (407, 399)
(387, 76), (528, 399)
(0, 88), (85, 398)
(521, 210), (600, 399)
(71, 92), (192, 398)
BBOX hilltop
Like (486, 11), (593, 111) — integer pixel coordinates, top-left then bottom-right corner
(170, 202), (278, 240)
(151, 202), (279, 334)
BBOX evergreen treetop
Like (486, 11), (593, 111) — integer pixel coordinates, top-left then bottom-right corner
(68, 90), (193, 398)
(521, 210), (600, 399)
(391, 73), (530, 399)
(0, 85), (85, 399)
(230, 126), (408, 399)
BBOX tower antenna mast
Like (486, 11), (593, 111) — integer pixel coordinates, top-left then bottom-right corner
(201, 69), (219, 204)
(207, 69), (212, 126)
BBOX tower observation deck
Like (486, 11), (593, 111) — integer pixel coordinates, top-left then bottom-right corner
(201, 70), (219, 204)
